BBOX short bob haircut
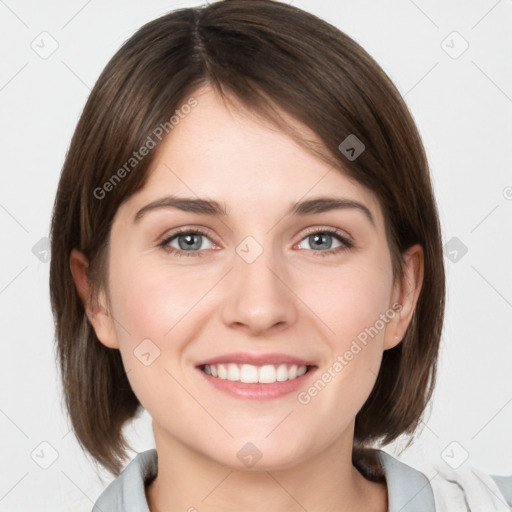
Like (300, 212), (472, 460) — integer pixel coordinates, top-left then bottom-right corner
(49, 0), (445, 478)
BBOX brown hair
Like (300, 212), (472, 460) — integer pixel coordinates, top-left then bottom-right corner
(49, 0), (445, 477)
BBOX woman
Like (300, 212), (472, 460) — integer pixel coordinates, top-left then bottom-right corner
(49, 1), (511, 510)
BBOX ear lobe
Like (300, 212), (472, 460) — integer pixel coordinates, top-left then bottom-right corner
(384, 243), (424, 350)
(69, 248), (119, 349)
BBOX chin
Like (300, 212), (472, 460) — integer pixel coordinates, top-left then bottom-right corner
(209, 438), (312, 472)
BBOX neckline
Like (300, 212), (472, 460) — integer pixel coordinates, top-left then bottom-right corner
(124, 448), (436, 512)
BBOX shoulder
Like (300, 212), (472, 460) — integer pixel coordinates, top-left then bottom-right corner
(91, 449), (158, 512)
(428, 459), (512, 512)
(373, 449), (512, 512)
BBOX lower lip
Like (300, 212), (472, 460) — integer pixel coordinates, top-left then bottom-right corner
(196, 367), (317, 400)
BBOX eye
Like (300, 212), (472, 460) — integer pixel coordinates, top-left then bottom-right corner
(158, 227), (354, 258)
(158, 229), (215, 257)
(296, 228), (353, 256)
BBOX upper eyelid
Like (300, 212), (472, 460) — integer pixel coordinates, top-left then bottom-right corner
(301, 226), (353, 242)
(161, 227), (216, 244)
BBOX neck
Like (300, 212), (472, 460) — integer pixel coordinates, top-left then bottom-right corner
(145, 424), (388, 512)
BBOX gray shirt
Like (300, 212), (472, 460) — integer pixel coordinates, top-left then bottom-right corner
(91, 448), (512, 512)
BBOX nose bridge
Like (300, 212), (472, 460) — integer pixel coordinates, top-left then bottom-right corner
(221, 234), (297, 334)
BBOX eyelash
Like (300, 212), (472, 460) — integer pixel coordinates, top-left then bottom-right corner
(158, 227), (354, 258)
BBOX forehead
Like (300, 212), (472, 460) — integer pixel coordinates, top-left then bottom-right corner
(118, 85), (385, 230)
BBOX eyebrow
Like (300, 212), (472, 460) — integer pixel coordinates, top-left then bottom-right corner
(133, 195), (375, 226)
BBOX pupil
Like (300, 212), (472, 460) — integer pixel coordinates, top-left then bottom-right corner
(180, 234), (200, 250)
(312, 233), (331, 249)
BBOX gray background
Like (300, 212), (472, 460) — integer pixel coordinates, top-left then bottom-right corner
(1, 0), (511, 510)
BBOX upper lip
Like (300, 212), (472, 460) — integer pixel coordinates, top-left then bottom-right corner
(195, 352), (316, 367)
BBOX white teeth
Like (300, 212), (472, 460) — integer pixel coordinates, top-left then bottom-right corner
(258, 364), (277, 383)
(240, 364), (259, 383)
(202, 363), (309, 384)
(227, 363), (239, 381)
(217, 364), (227, 379)
(276, 364), (288, 382)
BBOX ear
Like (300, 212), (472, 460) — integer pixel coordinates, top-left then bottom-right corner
(384, 243), (424, 350)
(69, 248), (119, 349)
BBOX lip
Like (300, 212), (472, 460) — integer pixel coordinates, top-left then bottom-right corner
(195, 352), (316, 367)
(195, 352), (318, 401)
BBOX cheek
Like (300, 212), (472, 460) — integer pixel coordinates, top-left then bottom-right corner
(106, 256), (218, 406)
(106, 260), (189, 416)
(302, 255), (394, 347)
(108, 257), (208, 346)
(299, 256), (394, 413)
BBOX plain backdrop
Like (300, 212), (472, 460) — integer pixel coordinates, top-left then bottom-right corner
(1, 0), (511, 510)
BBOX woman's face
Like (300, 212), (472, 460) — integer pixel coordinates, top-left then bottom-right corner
(85, 85), (416, 470)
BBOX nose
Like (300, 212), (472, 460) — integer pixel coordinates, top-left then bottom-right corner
(220, 244), (298, 336)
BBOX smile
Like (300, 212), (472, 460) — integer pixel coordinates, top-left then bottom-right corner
(201, 363), (310, 384)
(195, 352), (317, 400)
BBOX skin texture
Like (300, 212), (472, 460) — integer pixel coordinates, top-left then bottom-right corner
(70, 84), (424, 512)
